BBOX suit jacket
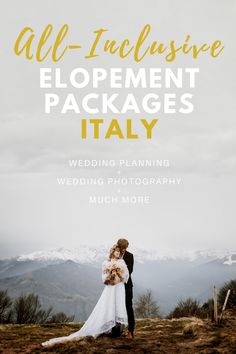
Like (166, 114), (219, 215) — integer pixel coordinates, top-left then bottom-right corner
(122, 250), (134, 287)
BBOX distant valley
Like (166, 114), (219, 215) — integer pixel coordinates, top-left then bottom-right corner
(0, 246), (235, 319)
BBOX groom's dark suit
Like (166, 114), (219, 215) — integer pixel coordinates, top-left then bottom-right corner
(123, 250), (135, 334)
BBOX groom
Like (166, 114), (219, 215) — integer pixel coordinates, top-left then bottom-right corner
(117, 238), (135, 339)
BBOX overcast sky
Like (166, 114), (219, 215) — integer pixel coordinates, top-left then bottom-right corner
(0, 0), (235, 258)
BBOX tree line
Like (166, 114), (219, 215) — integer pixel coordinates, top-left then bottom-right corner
(0, 279), (235, 323)
(135, 279), (236, 319)
(0, 291), (74, 324)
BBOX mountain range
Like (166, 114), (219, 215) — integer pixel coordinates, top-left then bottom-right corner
(0, 246), (235, 319)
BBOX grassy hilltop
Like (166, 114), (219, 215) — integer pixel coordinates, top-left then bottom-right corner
(0, 311), (236, 353)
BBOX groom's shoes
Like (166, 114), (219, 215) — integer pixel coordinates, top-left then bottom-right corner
(126, 331), (134, 339)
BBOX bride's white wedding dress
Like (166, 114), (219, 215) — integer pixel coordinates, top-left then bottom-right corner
(41, 258), (129, 346)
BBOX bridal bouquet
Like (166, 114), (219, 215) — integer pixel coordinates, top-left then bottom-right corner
(103, 262), (124, 285)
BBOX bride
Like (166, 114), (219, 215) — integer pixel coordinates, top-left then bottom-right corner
(41, 244), (129, 346)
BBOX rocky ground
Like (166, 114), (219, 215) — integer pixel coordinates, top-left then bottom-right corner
(0, 312), (236, 353)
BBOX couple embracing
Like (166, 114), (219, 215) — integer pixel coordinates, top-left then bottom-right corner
(42, 238), (135, 347)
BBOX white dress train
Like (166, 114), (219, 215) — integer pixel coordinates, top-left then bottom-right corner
(41, 258), (129, 346)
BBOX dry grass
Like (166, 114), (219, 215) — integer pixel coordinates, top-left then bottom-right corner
(0, 312), (236, 353)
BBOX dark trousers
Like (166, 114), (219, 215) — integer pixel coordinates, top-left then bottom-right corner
(125, 284), (135, 333)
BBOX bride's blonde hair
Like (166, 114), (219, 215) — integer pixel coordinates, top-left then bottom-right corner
(109, 244), (121, 260)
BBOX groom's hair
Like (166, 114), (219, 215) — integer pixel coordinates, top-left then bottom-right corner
(117, 238), (129, 249)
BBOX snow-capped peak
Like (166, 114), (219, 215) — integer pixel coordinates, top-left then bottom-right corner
(223, 254), (236, 266)
(16, 246), (107, 264)
(15, 245), (236, 265)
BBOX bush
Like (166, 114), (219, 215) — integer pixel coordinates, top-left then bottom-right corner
(0, 289), (75, 324)
(134, 290), (160, 318)
(13, 293), (53, 324)
(218, 279), (236, 309)
(47, 312), (75, 323)
(168, 298), (205, 319)
(0, 289), (12, 323)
